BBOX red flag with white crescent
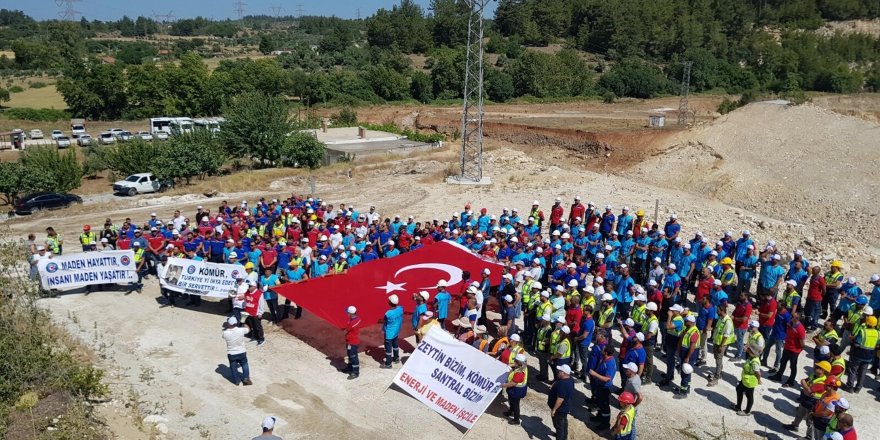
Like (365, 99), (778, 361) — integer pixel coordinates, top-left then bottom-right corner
(274, 240), (504, 328)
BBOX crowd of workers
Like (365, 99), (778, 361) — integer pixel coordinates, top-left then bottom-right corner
(27, 195), (878, 440)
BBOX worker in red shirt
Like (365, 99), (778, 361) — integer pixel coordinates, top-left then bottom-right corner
(568, 196), (586, 225)
(260, 242), (278, 273)
(342, 306), (362, 380)
(769, 312), (807, 387)
(758, 292), (777, 342)
(550, 197), (565, 232)
(732, 292), (752, 359)
(837, 413), (857, 440)
(805, 266), (826, 331)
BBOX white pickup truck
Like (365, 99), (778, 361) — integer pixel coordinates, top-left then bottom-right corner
(112, 173), (172, 196)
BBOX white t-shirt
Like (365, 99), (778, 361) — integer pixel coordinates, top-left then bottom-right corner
(233, 283), (247, 309)
(223, 327), (248, 355)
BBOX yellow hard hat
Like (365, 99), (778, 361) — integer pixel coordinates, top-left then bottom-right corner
(815, 361), (832, 372)
(636, 210), (645, 216)
(245, 262), (255, 269)
(867, 316), (878, 327)
(720, 257), (733, 265)
(831, 260), (843, 268)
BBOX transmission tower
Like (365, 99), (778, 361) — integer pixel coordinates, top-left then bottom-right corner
(449, 0), (491, 184)
(295, 4), (305, 18)
(56, 0), (82, 21)
(152, 10), (175, 23)
(678, 61), (693, 126)
(233, 0), (247, 20)
(270, 5), (284, 18)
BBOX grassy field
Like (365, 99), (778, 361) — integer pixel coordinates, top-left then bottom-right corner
(4, 76), (67, 110)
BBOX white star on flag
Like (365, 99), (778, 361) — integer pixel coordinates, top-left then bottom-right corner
(375, 281), (407, 294)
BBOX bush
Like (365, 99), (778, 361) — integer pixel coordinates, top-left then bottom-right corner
(333, 108), (358, 127)
(18, 147), (82, 194)
(1, 107), (70, 121)
(8, 85), (23, 93)
(280, 132), (326, 169)
(598, 59), (672, 99)
(360, 122), (445, 143)
(28, 81), (47, 89)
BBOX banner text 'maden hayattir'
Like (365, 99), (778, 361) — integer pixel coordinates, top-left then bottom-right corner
(60, 256), (123, 270)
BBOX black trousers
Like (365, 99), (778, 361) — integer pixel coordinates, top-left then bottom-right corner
(735, 382), (755, 413)
(777, 349), (800, 384)
(551, 410), (568, 440)
(245, 315), (264, 342)
(509, 397), (521, 421)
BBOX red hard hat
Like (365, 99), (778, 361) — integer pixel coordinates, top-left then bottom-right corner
(824, 376), (840, 387)
(618, 391), (635, 405)
(83, 225), (91, 231)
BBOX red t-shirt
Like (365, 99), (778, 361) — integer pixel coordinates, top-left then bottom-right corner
(260, 248), (278, 267)
(566, 307), (583, 334)
(550, 206), (564, 224)
(784, 322), (806, 353)
(807, 275), (826, 301)
(148, 235), (166, 253)
(345, 317), (362, 345)
(759, 298), (777, 327)
(116, 238), (131, 250)
(511, 370), (526, 384)
(733, 302), (752, 330)
(696, 277), (714, 303)
(840, 428), (856, 440)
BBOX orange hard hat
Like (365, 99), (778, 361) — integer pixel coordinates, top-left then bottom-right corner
(83, 225), (91, 231)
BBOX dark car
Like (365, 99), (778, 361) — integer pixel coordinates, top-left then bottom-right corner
(14, 192), (82, 215)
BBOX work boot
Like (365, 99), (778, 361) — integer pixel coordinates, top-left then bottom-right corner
(503, 410), (512, 418)
(707, 378), (718, 387)
(380, 364), (392, 369)
(347, 373), (359, 380)
(509, 419), (521, 425)
(242, 379), (253, 386)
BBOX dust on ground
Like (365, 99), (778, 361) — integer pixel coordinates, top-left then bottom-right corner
(7, 95), (880, 439)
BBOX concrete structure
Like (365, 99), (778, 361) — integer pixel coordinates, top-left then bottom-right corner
(648, 114), (666, 128)
(303, 127), (441, 165)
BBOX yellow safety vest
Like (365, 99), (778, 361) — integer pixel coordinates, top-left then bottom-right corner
(856, 328), (879, 350)
(537, 301), (553, 320)
(820, 328), (840, 344)
(80, 232), (97, 245)
(599, 307), (615, 327)
(808, 374), (826, 399)
(334, 261), (347, 273)
(644, 314), (659, 337)
(784, 291), (801, 309)
(133, 248), (145, 263)
(536, 326), (552, 353)
(631, 304), (646, 328)
(557, 338), (572, 359)
(667, 315), (684, 337)
(825, 271), (843, 286)
(508, 366), (528, 388)
(831, 357), (847, 383)
(714, 315), (735, 346)
(581, 294), (596, 311)
(748, 331), (764, 350)
(273, 225), (285, 237)
(618, 405), (636, 436)
(846, 308), (863, 326)
(549, 329), (562, 353)
(47, 236), (61, 253)
(520, 280), (534, 306)
(508, 345), (525, 366)
(721, 268), (737, 286)
(741, 357), (760, 388)
(680, 325), (700, 348)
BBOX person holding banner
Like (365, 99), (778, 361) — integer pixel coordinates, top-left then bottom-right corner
(501, 353), (528, 425)
(156, 256), (176, 307)
(380, 294), (403, 369)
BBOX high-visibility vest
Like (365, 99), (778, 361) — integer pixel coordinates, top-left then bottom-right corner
(47, 236), (61, 253)
(334, 261), (347, 273)
(644, 314), (659, 338)
(133, 248), (145, 263)
(748, 331), (764, 350)
(741, 357), (760, 388)
(631, 304), (646, 329)
(713, 315), (735, 346)
(807, 374), (826, 399)
(856, 328), (879, 350)
(820, 328), (840, 343)
(521, 280), (535, 307)
(827, 412), (846, 434)
(273, 225), (285, 237)
(80, 232), (96, 245)
(581, 294), (596, 311)
(537, 301), (553, 320)
(831, 357), (847, 383)
(617, 405), (636, 437)
(557, 338), (572, 359)
(536, 326), (552, 353)
(667, 315), (684, 337)
(508, 345), (525, 366)
(680, 325), (700, 348)
(475, 338), (490, 353)
(721, 268), (737, 286)
(784, 291), (801, 309)
(491, 337), (509, 355)
(599, 307), (615, 327)
(846, 308), (863, 327)
(508, 366), (528, 388)
(825, 271), (843, 286)
(549, 329), (562, 353)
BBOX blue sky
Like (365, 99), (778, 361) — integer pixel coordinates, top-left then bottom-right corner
(17, 0), (497, 21)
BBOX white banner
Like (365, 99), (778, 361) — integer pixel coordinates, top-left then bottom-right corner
(38, 250), (137, 291)
(161, 258), (242, 298)
(391, 326), (510, 429)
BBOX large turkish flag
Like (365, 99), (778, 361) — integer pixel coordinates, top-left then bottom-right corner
(274, 240), (504, 328)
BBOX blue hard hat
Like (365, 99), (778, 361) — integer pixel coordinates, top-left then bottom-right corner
(856, 295), (868, 305)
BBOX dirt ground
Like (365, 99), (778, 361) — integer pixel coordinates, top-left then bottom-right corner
(6, 95), (880, 439)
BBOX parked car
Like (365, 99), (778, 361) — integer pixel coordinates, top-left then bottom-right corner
(154, 131), (169, 141)
(112, 173), (172, 196)
(51, 130), (64, 140)
(29, 129), (44, 139)
(56, 136), (71, 148)
(118, 131), (133, 142)
(14, 192), (82, 215)
(136, 131), (153, 141)
(77, 134), (93, 146)
(109, 128), (124, 136)
(99, 132), (116, 145)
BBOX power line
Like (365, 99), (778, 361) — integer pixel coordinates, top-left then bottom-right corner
(152, 10), (175, 23)
(233, 0), (247, 20)
(56, 0), (82, 21)
(678, 61), (693, 126)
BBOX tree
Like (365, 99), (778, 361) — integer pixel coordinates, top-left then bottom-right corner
(280, 133), (325, 170)
(363, 65), (410, 101)
(430, 0), (470, 47)
(0, 162), (25, 205)
(485, 68), (515, 102)
(259, 35), (276, 55)
(598, 58), (672, 98)
(116, 41), (157, 65)
(81, 145), (107, 179)
(0, 87), (9, 105)
(409, 71), (434, 103)
(366, 0), (432, 53)
(18, 147), (83, 194)
(221, 92), (295, 166)
(56, 61), (128, 119)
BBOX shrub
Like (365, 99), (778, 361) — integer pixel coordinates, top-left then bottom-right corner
(1, 107), (70, 121)
(333, 108), (358, 127)
(28, 81), (47, 89)
(8, 85), (24, 93)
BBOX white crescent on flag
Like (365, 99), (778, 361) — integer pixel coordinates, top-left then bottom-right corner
(395, 263), (464, 289)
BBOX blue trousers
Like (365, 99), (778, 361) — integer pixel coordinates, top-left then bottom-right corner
(347, 344), (360, 374)
(227, 352), (250, 384)
(384, 337), (399, 366)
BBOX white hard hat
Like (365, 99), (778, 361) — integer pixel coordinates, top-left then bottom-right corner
(504, 294), (514, 303)
(557, 364), (572, 375)
(624, 318), (635, 327)
(227, 317), (238, 326)
(532, 281), (543, 289)
(668, 263), (677, 270)
(681, 363), (693, 374)
(419, 291), (430, 301)
(346, 306), (357, 314)
(436, 280), (448, 287)
(567, 279), (579, 287)
(601, 293), (613, 301)
(646, 302), (658, 311)
(561, 325), (570, 334)
(515, 353), (527, 363)
(388, 294), (399, 305)
(510, 334), (521, 342)
(685, 315), (696, 323)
